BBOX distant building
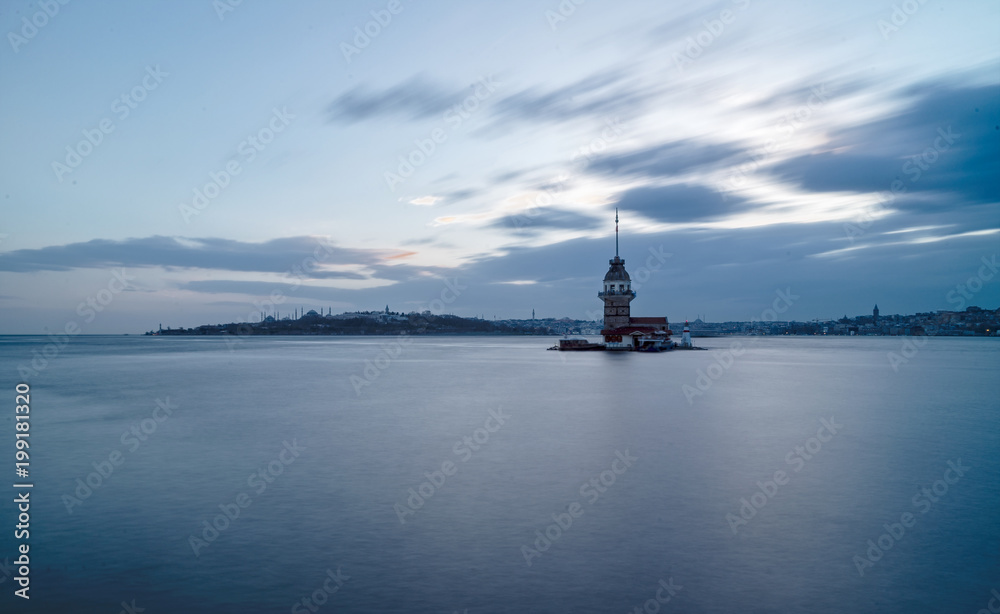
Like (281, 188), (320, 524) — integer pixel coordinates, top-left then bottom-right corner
(873, 304), (880, 323)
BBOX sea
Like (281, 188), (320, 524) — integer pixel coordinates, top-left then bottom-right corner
(0, 334), (997, 613)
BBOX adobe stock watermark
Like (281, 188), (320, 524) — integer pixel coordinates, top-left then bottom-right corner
(877, 0), (931, 41)
(946, 254), (997, 311)
(350, 277), (466, 395)
(290, 567), (350, 614)
(976, 586), (1000, 614)
(626, 578), (683, 614)
(521, 449), (637, 566)
(115, 599), (144, 614)
(545, 0), (588, 31)
(509, 117), (625, 231)
(852, 458), (970, 577)
(888, 254), (996, 371)
(62, 397), (178, 514)
(212, 0), (244, 22)
(340, 0), (405, 63)
(726, 417), (841, 534)
(682, 287), (798, 404)
(506, 176), (569, 232)
(717, 84), (833, 194)
(7, 0), (71, 54)
(629, 246), (672, 291)
(350, 333), (413, 395)
(384, 76), (499, 192)
(672, 0), (751, 72)
(179, 106), (295, 223)
(188, 439), (306, 557)
(51, 66), (168, 183)
(569, 116), (626, 167)
(17, 269), (135, 380)
(223, 236), (341, 353)
(679, 341), (746, 405)
(885, 332), (935, 372)
(843, 125), (960, 242)
(394, 406), (510, 524)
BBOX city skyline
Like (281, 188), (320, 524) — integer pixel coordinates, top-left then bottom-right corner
(1, 0), (998, 333)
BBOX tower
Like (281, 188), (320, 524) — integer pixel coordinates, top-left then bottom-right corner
(599, 209), (634, 330)
(873, 304), (879, 323)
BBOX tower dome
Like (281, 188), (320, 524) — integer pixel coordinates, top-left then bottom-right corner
(604, 256), (631, 281)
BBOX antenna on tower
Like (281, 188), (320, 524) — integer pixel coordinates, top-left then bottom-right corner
(615, 208), (619, 258)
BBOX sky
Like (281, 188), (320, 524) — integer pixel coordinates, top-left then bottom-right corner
(0, 0), (998, 333)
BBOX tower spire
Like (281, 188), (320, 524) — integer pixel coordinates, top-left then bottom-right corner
(615, 207), (618, 258)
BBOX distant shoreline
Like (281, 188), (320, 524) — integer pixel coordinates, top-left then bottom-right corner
(1, 333), (997, 339)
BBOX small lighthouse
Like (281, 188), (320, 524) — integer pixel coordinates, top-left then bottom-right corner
(681, 321), (692, 348)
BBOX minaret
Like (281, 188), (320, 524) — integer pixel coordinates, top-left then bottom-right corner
(599, 208), (634, 331)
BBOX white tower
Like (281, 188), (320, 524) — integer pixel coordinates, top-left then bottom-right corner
(681, 321), (692, 348)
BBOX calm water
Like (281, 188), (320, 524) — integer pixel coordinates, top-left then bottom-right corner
(0, 335), (998, 613)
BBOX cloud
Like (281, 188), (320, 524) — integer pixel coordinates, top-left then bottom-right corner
(614, 183), (751, 223)
(400, 237), (437, 246)
(771, 81), (1000, 207)
(178, 280), (365, 300)
(0, 236), (397, 276)
(441, 188), (481, 202)
(326, 65), (648, 133)
(326, 76), (464, 122)
(487, 70), (649, 126)
(587, 139), (741, 179)
(769, 151), (903, 194)
(488, 207), (604, 234)
(10, 217), (994, 325)
(408, 195), (441, 206)
(491, 169), (526, 183)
